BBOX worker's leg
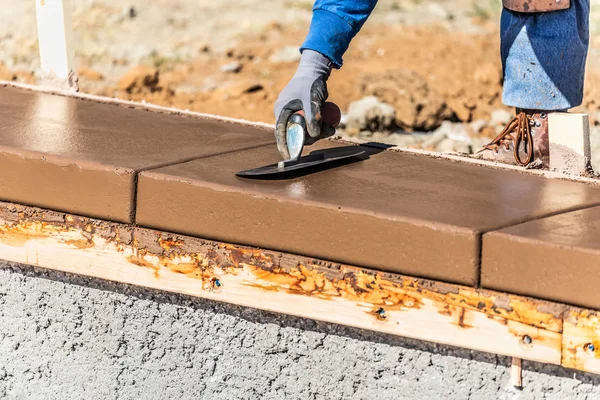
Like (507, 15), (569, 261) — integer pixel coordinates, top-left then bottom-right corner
(501, 1), (590, 110)
(478, 2), (590, 167)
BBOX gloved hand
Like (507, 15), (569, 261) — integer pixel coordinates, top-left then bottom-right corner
(274, 49), (335, 159)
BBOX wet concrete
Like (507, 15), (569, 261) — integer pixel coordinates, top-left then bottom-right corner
(3, 85), (600, 291)
(136, 142), (600, 286)
(482, 206), (600, 309)
(0, 86), (272, 222)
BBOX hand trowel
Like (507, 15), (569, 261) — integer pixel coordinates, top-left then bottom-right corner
(236, 110), (364, 178)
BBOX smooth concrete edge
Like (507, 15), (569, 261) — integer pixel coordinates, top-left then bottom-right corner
(0, 144), (139, 173)
(480, 233), (600, 310)
(483, 230), (600, 256)
(0, 154), (136, 223)
(136, 169), (478, 234)
(135, 174), (481, 285)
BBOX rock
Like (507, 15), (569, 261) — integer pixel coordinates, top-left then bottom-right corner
(175, 84), (199, 94)
(369, 131), (417, 148)
(220, 61), (243, 73)
(199, 77), (218, 93)
(118, 65), (160, 94)
(422, 130), (447, 150)
(427, 3), (451, 19)
(433, 120), (469, 139)
(127, 6), (137, 19)
(269, 46), (301, 63)
(437, 138), (457, 153)
(423, 121), (474, 153)
(360, 69), (453, 131)
(469, 119), (488, 135)
(345, 96), (396, 135)
(491, 109), (512, 126)
(77, 66), (104, 81)
(436, 138), (471, 154)
(339, 114), (349, 128)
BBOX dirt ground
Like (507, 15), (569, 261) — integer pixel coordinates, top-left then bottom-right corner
(2, 0), (600, 141)
(96, 24), (506, 128)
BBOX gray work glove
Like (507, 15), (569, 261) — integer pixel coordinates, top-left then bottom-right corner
(274, 49), (334, 159)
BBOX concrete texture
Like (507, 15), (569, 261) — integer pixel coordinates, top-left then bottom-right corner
(1, 260), (600, 400)
(482, 206), (600, 309)
(137, 142), (600, 286)
(0, 86), (272, 222)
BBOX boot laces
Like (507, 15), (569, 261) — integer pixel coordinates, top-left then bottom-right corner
(480, 112), (534, 166)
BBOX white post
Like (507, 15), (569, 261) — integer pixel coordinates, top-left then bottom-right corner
(35, 0), (78, 91)
(549, 113), (591, 175)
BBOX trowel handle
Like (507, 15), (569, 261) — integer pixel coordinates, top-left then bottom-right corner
(287, 112), (307, 131)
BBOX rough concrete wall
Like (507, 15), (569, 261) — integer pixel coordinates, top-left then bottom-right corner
(0, 261), (599, 400)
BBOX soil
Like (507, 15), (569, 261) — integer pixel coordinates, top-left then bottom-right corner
(74, 24), (507, 130)
(2, 0), (600, 132)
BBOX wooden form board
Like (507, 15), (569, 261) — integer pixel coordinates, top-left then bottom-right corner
(563, 310), (600, 372)
(1, 201), (599, 373)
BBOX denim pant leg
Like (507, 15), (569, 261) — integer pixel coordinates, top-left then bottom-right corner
(501, 1), (590, 110)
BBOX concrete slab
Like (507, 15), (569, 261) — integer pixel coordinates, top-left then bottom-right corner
(482, 206), (600, 309)
(0, 86), (272, 222)
(136, 143), (600, 286)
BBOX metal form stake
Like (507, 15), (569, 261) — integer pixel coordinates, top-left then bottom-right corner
(35, 0), (78, 90)
(511, 357), (523, 388)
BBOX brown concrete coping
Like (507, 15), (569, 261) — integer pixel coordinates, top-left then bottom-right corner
(136, 143), (600, 286)
(482, 206), (600, 309)
(0, 86), (272, 222)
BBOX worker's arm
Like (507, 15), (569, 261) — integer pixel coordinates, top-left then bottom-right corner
(301, 0), (379, 68)
(274, 0), (378, 159)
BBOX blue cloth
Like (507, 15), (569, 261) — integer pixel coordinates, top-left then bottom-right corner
(501, 1), (589, 110)
(301, 0), (589, 110)
(301, 0), (378, 68)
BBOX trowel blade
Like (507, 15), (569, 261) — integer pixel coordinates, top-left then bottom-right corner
(286, 120), (305, 161)
(236, 149), (365, 178)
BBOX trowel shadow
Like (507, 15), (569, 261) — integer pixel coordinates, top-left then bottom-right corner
(237, 142), (393, 181)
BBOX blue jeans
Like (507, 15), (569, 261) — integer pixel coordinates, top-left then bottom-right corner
(501, 0), (590, 110)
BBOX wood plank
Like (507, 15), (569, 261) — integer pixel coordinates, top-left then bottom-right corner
(562, 309), (600, 373)
(0, 202), (562, 365)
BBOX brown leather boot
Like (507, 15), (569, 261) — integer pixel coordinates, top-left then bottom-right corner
(477, 109), (550, 168)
